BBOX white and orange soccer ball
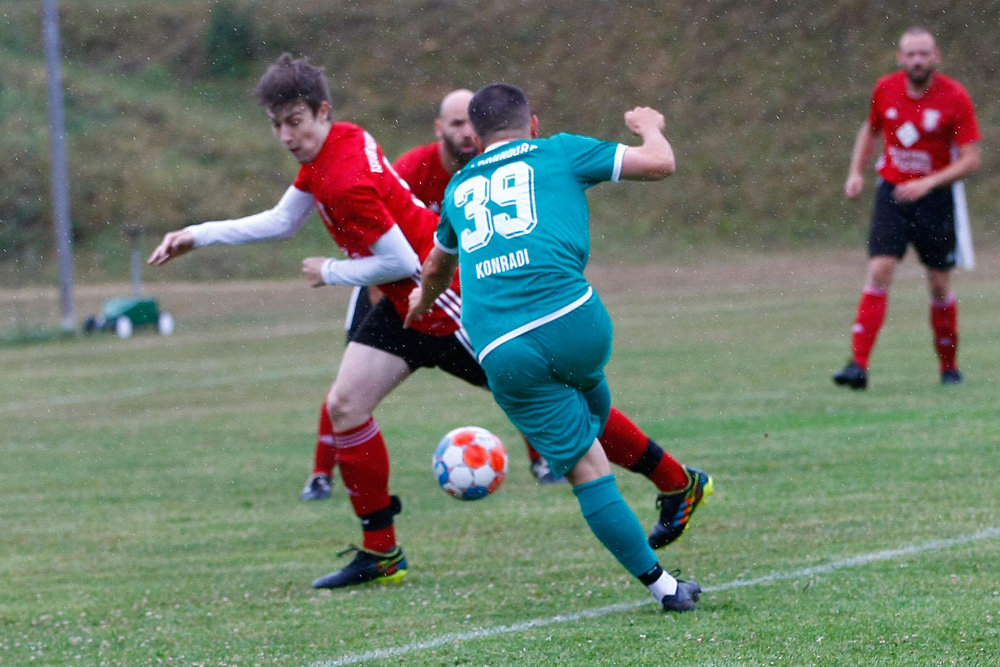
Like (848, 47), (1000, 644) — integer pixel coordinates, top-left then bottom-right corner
(432, 426), (508, 500)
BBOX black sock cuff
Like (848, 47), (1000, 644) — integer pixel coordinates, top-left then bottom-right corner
(631, 440), (664, 476)
(360, 495), (402, 531)
(637, 562), (664, 586)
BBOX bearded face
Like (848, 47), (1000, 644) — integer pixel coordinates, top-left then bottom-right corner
(442, 132), (478, 167)
(897, 32), (939, 89)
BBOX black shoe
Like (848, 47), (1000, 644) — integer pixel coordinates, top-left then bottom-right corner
(300, 473), (333, 501)
(833, 361), (868, 389)
(941, 368), (964, 385)
(311, 545), (408, 589)
(660, 579), (701, 612)
(530, 457), (568, 485)
(648, 466), (714, 550)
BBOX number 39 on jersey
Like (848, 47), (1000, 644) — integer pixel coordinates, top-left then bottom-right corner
(453, 161), (537, 253)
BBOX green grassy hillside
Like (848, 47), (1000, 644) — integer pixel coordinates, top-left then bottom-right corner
(2, 0), (998, 282)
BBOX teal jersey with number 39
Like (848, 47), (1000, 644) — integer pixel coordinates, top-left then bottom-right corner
(436, 133), (627, 362)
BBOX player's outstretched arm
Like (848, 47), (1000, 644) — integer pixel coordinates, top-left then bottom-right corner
(148, 229), (195, 266)
(149, 186), (316, 267)
(302, 225), (420, 288)
(620, 107), (675, 181)
(405, 246), (457, 328)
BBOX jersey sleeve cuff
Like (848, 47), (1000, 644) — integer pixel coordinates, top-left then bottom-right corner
(434, 236), (459, 254)
(611, 143), (628, 183)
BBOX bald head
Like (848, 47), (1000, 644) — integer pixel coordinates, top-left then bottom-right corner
(435, 89), (478, 171)
(899, 27), (935, 50)
(439, 89), (474, 120)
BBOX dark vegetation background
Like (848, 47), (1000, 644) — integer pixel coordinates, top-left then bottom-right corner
(2, 0), (998, 284)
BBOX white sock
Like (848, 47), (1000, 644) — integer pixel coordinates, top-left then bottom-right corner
(647, 570), (678, 601)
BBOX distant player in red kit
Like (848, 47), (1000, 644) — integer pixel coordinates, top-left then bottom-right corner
(834, 27), (981, 390)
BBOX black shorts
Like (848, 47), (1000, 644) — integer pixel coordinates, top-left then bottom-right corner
(868, 180), (956, 270)
(350, 296), (487, 387)
(345, 286), (376, 344)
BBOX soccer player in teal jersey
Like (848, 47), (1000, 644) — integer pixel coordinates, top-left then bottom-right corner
(407, 83), (701, 612)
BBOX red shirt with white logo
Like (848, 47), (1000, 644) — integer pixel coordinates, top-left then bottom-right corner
(293, 123), (460, 335)
(868, 71), (980, 185)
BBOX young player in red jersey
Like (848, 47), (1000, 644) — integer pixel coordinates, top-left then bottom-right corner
(835, 27), (981, 390)
(150, 55), (711, 590)
(303, 89), (570, 496)
(300, 89), (486, 501)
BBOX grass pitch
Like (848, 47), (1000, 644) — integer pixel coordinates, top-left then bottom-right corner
(3, 250), (999, 666)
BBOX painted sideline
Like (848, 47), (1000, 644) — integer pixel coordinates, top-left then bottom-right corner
(306, 526), (1000, 667)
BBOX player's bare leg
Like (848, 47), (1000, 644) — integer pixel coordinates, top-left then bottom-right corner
(312, 344), (414, 589)
(327, 342), (412, 431)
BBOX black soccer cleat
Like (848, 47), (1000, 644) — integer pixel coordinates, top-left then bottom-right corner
(648, 466), (714, 550)
(300, 473), (333, 501)
(660, 579), (702, 612)
(833, 361), (868, 390)
(941, 368), (964, 385)
(311, 545), (408, 589)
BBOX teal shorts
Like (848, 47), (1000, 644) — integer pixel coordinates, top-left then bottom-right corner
(480, 295), (613, 478)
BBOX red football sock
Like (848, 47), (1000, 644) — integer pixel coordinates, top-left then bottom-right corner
(851, 288), (887, 370)
(312, 401), (337, 476)
(600, 407), (688, 493)
(931, 295), (959, 372)
(523, 437), (542, 462)
(334, 417), (395, 552)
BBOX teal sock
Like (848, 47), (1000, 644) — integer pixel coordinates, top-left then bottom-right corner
(573, 474), (658, 577)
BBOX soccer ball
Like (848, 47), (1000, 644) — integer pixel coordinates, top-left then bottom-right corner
(432, 426), (508, 500)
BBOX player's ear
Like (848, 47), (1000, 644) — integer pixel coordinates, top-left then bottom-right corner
(473, 135), (484, 152)
(318, 100), (332, 121)
(530, 115), (540, 138)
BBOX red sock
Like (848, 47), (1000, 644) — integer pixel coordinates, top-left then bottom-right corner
(334, 417), (396, 553)
(931, 295), (959, 372)
(312, 401), (337, 476)
(600, 407), (688, 492)
(523, 437), (542, 462)
(851, 288), (887, 370)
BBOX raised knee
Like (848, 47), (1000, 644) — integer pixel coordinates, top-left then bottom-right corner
(325, 387), (351, 423)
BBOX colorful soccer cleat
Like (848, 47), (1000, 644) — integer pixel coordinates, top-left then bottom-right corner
(311, 545), (408, 589)
(648, 466), (714, 549)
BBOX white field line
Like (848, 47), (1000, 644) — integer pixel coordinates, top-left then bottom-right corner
(306, 526), (1000, 667)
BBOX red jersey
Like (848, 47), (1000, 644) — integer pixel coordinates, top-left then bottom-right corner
(393, 142), (452, 212)
(293, 123), (460, 335)
(868, 71), (980, 184)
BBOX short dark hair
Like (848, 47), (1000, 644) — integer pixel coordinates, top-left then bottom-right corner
(468, 83), (532, 142)
(255, 53), (331, 116)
